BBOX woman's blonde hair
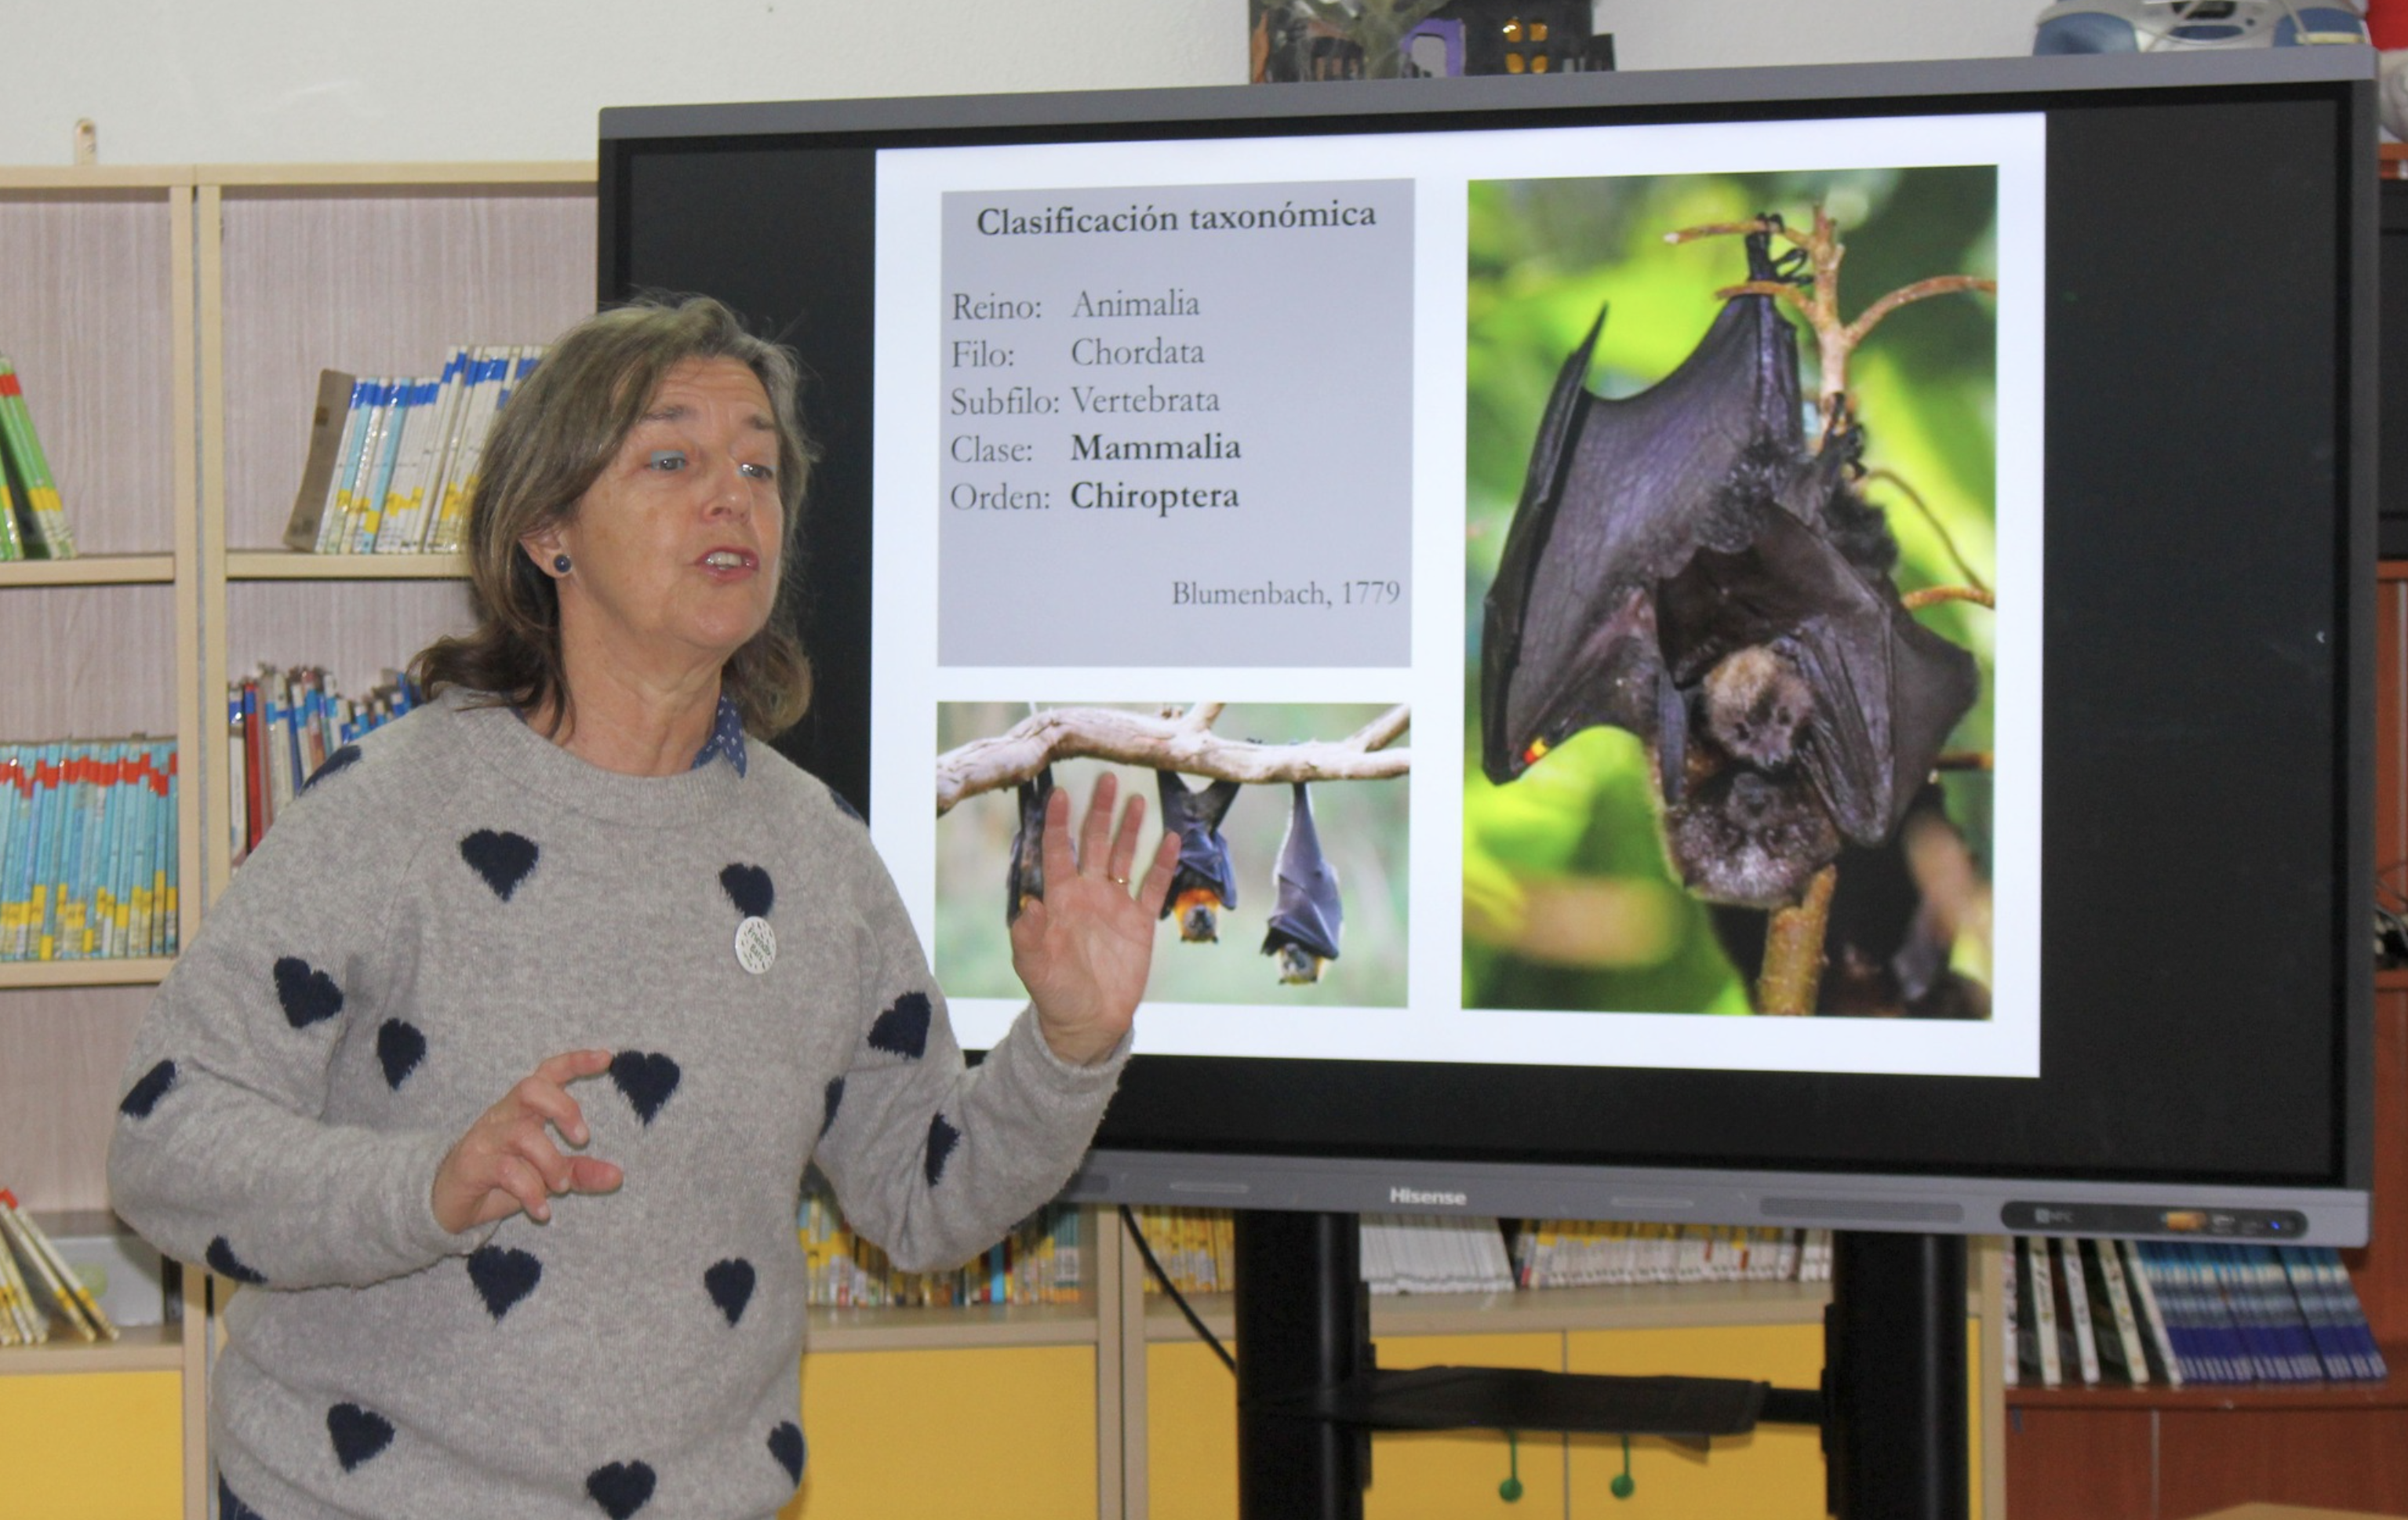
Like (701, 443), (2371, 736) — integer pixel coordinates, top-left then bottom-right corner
(412, 294), (816, 735)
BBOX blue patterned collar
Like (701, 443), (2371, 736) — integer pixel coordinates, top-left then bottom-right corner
(692, 694), (749, 777)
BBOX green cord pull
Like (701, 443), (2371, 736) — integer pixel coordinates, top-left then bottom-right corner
(1610, 1433), (1635, 1500)
(1498, 1429), (1523, 1502)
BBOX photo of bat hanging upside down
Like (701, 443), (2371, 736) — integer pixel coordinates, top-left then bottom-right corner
(1157, 770), (1243, 942)
(1261, 781), (1344, 984)
(1479, 224), (1978, 911)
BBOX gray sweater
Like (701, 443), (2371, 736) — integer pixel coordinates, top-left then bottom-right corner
(107, 692), (1124, 1520)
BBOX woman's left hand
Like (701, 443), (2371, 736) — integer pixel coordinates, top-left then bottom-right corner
(1009, 772), (1180, 1066)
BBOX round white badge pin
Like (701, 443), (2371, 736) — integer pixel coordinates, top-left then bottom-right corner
(735, 916), (777, 974)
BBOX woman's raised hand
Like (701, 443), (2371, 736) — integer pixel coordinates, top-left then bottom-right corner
(431, 1049), (624, 1234)
(1009, 773), (1180, 1067)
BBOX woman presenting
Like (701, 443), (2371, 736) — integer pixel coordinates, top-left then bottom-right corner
(109, 295), (1176, 1519)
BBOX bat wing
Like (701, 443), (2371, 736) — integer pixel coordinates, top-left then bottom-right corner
(1006, 765), (1054, 923)
(1481, 249), (1808, 784)
(1261, 782), (1342, 962)
(1157, 771), (1242, 912)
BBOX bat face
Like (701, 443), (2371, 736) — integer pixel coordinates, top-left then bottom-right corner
(1479, 226), (1978, 909)
(1174, 885), (1226, 944)
(1006, 766), (1053, 924)
(1272, 943), (1327, 984)
(1158, 771), (1242, 943)
(1662, 765), (1840, 908)
(1701, 645), (1814, 771)
(1260, 781), (1344, 980)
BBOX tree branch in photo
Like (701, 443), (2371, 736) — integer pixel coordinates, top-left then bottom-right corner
(937, 703), (1412, 816)
(1682, 206), (1995, 432)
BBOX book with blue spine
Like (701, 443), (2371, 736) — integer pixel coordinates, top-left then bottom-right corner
(350, 380), (416, 553)
(122, 747), (154, 958)
(29, 746), (71, 959)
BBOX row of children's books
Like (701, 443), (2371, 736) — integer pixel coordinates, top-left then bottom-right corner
(2006, 1235), (2387, 1389)
(0, 355), (76, 560)
(799, 1182), (1084, 1309)
(282, 347), (543, 555)
(1363, 1213), (1518, 1295)
(1131, 1206), (1238, 1297)
(0, 1191), (118, 1346)
(1509, 1221), (1831, 1290)
(228, 665), (418, 863)
(0, 737), (178, 962)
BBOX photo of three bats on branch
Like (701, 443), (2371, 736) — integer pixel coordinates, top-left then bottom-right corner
(936, 165), (1999, 1020)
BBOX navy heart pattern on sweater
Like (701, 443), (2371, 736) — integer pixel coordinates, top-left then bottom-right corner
(118, 1060), (176, 1118)
(274, 956), (344, 1029)
(925, 1113), (962, 1187)
(586, 1460), (657, 1518)
(820, 1076), (844, 1137)
(376, 1020), (426, 1090)
(704, 1258), (755, 1326)
(867, 991), (932, 1059)
(768, 1421), (806, 1483)
(459, 829), (540, 901)
(220, 1476), (266, 1520)
(467, 1245), (542, 1322)
(328, 1402), (395, 1471)
(610, 1051), (681, 1125)
(207, 1236), (267, 1285)
(718, 863), (774, 918)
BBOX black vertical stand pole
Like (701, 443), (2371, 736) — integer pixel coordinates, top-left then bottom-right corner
(1233, 1209), (1371, 1520)
(1825, 1231), (1968, 1520)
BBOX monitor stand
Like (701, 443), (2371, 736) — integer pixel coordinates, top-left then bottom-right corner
(1227, 1211), (1965, 1520)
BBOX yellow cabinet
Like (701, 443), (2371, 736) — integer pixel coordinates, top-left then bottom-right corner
(0, 1368), (183, 1520)
(1566, 1322), (1827, 1519)
(788, 1344), (1096, 1520)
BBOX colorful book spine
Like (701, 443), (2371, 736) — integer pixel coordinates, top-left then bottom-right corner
(0, 355), (75, 558)
(0, 446), (22, 560)
(349, 379), (414, 554)
(0, 737), (175, 962)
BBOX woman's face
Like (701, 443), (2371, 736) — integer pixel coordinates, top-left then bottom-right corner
(529, 356), (785, 684)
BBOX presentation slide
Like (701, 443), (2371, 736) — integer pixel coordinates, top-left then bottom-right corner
(870, 113), (2046, 1079)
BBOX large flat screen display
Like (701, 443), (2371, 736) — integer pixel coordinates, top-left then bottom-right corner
(602, 49), (2376, 1242)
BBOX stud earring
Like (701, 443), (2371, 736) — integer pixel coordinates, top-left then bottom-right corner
(553, 554), (573, 575)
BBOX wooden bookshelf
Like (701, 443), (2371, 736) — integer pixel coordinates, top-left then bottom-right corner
(2008, 1360), (2408, 1413)
(809, 1297), (1106, 1353)
(0, 163), (206, 1520)
(223, 550), (468, 580)
(0, 1320), (185, 1376)
(0, 554), (176, 586)
(0, 958), (175, 990)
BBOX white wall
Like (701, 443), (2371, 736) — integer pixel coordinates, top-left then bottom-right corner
(2, 0), (2043, 167)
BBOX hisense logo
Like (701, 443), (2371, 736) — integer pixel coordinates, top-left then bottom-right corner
(1389, 1186), (1469, 1207)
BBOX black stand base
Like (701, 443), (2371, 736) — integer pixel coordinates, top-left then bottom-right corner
(1226, 1211), (1965, 1520)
